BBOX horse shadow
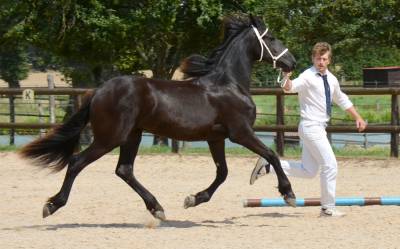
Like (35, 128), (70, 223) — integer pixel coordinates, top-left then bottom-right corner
(2, 212), (302, 231)
(2, 220), (215, 231)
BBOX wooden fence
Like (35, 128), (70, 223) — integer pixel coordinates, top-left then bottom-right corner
(251, 87), (400, 157)
(0, 87), (399, 157)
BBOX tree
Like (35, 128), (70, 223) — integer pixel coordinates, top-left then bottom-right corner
(0, 0), (30, 87)
(16, 0), (230, 146)
(0, 1), (30, 145)
(20, 0), (227, 87)
(246, 0), (400, 81)
(126, 0), (225, 146)
(0, 45), (29, 145)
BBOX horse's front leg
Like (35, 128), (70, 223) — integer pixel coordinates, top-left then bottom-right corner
(184, 139), (228, 208)
(229, 126), (296, 206)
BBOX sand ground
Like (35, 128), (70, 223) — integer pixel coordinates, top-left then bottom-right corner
(1, 152), (399, 249)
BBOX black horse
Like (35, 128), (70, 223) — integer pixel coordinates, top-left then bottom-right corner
(20, 15), (296, 220)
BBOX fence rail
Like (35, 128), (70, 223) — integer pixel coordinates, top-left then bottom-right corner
(0, 87), (399, 157)
(250, 87), (400, 157)
(0, 87), (91, 95)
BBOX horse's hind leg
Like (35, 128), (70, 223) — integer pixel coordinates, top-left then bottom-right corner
(184, 139), (228, 209)
(43, 141), (111, 218)
(115, 130), (165, 220)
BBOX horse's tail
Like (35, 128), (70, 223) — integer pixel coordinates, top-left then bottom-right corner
(19, 91), (94, 172)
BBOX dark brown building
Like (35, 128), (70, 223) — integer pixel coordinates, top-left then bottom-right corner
(363, 66), (400, 87)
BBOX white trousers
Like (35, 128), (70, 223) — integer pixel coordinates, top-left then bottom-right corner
(271, 121), (338, 208)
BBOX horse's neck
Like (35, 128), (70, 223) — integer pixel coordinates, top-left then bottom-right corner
(215, 34), (255, 90)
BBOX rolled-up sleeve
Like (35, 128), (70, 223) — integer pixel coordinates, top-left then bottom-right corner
(289, 73), (307, 93)
(333, 83), (353, 110)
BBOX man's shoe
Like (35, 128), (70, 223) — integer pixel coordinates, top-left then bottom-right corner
(250, 157), (270, 185)
(320, 208), (346, 217)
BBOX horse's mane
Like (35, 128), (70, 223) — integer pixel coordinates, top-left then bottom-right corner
(180, 15), (259, 79)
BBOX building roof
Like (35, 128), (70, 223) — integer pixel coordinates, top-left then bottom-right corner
(363, 66), (400, 70)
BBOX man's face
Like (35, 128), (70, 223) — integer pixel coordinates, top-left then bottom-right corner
(312, 51), (331, 74)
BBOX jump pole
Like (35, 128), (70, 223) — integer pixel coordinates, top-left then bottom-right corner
(243, 197), (400, 207)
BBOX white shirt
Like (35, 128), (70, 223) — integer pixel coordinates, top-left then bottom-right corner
(288, 66), (353, 123)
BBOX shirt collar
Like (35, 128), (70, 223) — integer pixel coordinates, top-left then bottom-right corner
(311, 66), (330, 77)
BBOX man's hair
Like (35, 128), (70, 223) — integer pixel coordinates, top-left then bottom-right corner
(312, 42), (332, 58)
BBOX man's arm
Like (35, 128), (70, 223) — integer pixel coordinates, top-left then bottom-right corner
(346, 106), (367, 132)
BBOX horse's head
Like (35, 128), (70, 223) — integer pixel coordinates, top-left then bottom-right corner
(250, 16), (296, 72)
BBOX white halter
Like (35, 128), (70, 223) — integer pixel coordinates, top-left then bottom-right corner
(252, 25), (290, 87)
(251, 25), (289, 68)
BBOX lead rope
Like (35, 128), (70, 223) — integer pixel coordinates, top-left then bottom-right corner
(277, 69), (290, 88)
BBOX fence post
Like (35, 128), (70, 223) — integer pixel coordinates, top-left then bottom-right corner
(363, 133), (368, 149)
(8, 96), (15, 145)
(47, 74), (56, 124)
(276, 93), (285, 156)
(38, 101), (46, 137)
(391, 94), (399, 157)
(171, 140), (179, 153)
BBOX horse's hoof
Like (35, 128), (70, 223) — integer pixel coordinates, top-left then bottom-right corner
(42, 202), (56, 218)
(284, 196), (297, 207)
(183, 195), (196, 209)
(153, 211), (166, 221)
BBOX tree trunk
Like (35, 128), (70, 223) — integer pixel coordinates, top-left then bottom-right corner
(153, 136), (169, 146)
(9, 96), (15, 145)
(8, 80), (20, 146)
(64, 66), (96, 149)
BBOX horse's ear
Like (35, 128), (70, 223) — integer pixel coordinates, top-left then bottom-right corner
(249, 14), (257, 26)
(249, 15), (264, 28)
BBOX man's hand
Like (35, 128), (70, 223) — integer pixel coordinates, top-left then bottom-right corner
(283, 71), (293, 78)
(346, 106), (367, 132)
(356, 118), (367, 132)
(281, 72), (293, 91)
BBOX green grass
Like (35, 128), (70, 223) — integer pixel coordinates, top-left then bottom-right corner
(333, 145), (390, 158)
(0, 96), (69, 123)
(111, 145), (266, 156)
(252, 95), (392, 125)
(143, 145), (391, 158)
(1, 144), (392, 158)
(0, 145), (18, 151)
(117, 144), (391, 158)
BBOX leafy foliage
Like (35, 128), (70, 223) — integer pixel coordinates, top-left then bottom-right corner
(13, 0), (228, 86)
(1, 0), (399, 86)
(245, 0), (400, 82)
(0, 45), (29, 87)
(0, 0), (30, 86)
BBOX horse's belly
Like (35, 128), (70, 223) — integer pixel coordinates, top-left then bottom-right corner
(142, 121), (216, 141)
(141, 110), (226, 141)
(138, 87), (224, 140)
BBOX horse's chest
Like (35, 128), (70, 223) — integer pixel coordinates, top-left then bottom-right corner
(223, 95), (256, 119)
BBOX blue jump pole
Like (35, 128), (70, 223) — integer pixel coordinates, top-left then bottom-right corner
(243, 197), (400, 207)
